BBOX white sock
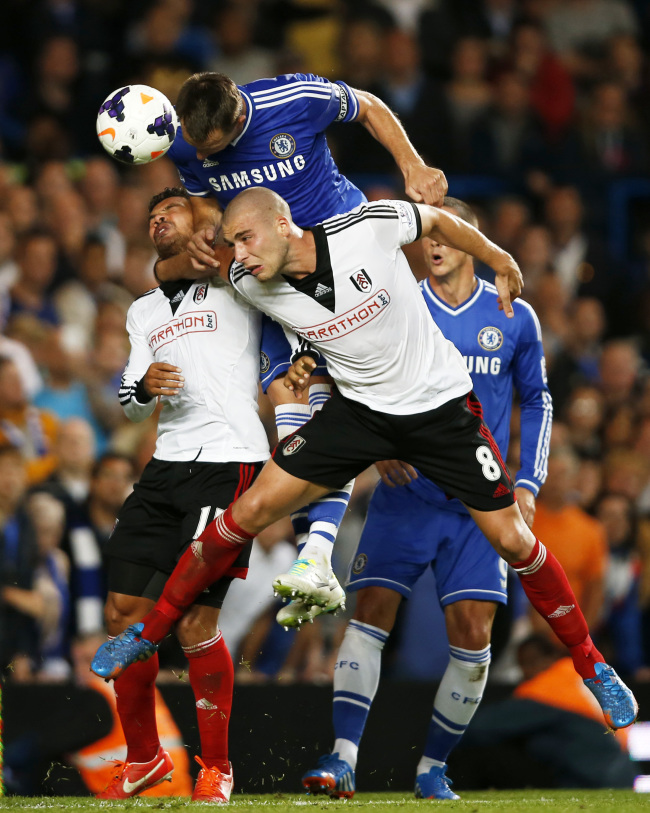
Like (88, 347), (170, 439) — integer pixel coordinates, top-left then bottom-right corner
(417, 644), (491, 774)
(331, 620), (390, 770)
(309, 383), (332, 414)
(300, 479), (355, 571)
(275, 403), (311, 441)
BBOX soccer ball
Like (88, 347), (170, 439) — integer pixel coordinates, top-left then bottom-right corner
(96, 85), (178, 165)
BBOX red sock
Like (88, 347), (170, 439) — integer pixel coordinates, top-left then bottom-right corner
(512, 538), (604, 679)
(114, 652), (161, 763)
(184, 631), (233, 773)
(141, 506), (255, 643)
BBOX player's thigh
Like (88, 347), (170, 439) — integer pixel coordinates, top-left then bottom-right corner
(466, 501), (535, 562)
(434, 512), (508, 609)
(176, 460), (264, 549)
(402, 392), (516, 514)
(106, 459), (185, 574)
(346, 481), (438, 599)
(271, 392), (396, 497)
(174, 461), (264, 588)
(232, 458), (330, 531)
(444, 599), (499, 651)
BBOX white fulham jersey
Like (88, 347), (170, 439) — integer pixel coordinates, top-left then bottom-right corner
(119, 279), (270, 463)
(230, 200), (472, 415)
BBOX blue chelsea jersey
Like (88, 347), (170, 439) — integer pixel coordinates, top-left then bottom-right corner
(408, 277), (552, 511)
(168, 73), (367, 227)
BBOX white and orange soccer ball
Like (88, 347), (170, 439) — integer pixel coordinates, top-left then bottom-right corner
(96, 85), (179, 165)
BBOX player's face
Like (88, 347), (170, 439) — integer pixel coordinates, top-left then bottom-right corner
(183, 120), (245, 160)
(148, 196), (195, 257)
(222, 214), (288, 283)
(422, 206), (471, 280)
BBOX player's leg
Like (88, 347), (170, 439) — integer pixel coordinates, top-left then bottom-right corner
(93, 461), (183, 797)
(415, 599), (496, 801)
(415, 514), (504, 800)
(94, 461), (329, 673)
(268, 373), (351, 619)
(176, 602), (234, 803)
(467, 502), (637, 727)
(407, 392), (637, 729)
(97, 585), (173, 799)
(303, 481), (427, 798)
(95, 396), (389, 678)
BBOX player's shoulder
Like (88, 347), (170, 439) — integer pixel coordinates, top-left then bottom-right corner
(320, 199), (405, 233)
(481, 281), (541, 331)
(126, 286), (160, 324)
(245, 73), (333, 110)
(129, 287), (162, 313)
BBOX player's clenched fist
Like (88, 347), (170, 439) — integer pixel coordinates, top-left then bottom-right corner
(143, 363), (185, 397)
(283, 356), (317, 398)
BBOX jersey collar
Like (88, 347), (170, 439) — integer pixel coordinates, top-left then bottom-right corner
(421, 276), (483, 316)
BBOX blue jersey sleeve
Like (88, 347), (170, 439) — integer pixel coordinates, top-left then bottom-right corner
(168, 128), (211, 197)
(512, 301), (553, 496)
(289, 74), (360, 132)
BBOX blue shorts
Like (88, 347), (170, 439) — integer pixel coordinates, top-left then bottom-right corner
(346, 480), (508, 606)
(259, 315), (328, 393)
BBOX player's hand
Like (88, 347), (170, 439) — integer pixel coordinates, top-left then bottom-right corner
(494, 254), (523, 318)
(283, 357), (317, 399)
(376, 459), (419, 487)
(187, 227), (221, 270)
(143, 363), (184, 397)
(403, 164), (448, 208)
(515, 486), (536, 529)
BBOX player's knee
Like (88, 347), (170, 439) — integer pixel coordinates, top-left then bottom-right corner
(354, 587), (399, 633)
(104, 594), (145, 634)
(235, 490), (276, 533)
(493, 523), (534, 564)
(176, 606), (219, 648)
(447, 605), (494, 650)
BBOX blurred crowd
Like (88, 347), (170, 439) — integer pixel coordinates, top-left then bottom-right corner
(1, 0), (650, 689)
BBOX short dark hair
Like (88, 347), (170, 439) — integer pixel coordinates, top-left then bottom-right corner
(443, 196), (479, 229)
(176, 72), (243, 142)
(148, 187), (190, 214)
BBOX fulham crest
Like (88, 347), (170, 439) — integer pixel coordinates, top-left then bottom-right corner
(350, 269), (372, 292)
(283, 435), (306, 456)
(194, 284), (207, 303)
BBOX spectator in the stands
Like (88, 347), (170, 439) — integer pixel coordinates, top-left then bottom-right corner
(0, 356), (59, 485)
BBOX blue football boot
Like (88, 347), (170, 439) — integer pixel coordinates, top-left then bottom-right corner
(302, 753), (356, 799)
(584, 662), (638, 729)
(91, 623), (158, 680)
(415, 764), (460, 800)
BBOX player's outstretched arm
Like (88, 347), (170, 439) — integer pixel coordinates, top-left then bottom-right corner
(353, 89), (447, 207)
(417, 204), (523, 318)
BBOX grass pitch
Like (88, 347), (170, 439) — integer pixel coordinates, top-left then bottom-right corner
(0, 791), (647, 812)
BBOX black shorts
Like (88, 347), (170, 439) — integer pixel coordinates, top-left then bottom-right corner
(273, 390), (515, 513)
(106, 458), (263, 607)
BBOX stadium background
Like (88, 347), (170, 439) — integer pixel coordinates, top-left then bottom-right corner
(2, 0), (650, 797)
